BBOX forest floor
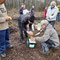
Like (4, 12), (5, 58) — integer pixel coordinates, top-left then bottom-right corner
(1, 9), (60, 60)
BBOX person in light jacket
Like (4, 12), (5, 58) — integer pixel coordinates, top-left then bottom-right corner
(46, 1), (58, 28)
(28, 20), (59, 54)
(0, 0), (13, 58)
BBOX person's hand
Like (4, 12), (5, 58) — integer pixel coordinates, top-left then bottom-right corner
(52, 13), (54, 16)
(29, 21), (32, 24)
(27, 31), (33, 35)
(31, 38), (35, 41)
(33, 23), (35, 26)
(6, 16), (12, 21)
(30, 36), (35, 41)
(40, 30), (42, 32)
(46, 16), (49, 20)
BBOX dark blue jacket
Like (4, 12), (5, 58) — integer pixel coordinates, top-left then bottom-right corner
(19, 8), (23, 15)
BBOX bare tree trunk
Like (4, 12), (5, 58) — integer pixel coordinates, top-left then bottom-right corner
(5, 0), (59, 11)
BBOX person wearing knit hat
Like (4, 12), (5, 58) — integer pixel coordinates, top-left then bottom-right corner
(28, 20), (59, 54)
(0, 0), (13, 58)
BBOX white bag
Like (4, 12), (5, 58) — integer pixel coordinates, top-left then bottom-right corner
(32, 24), (35, 31)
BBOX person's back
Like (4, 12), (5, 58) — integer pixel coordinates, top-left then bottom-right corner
(18, 15), (30, 25)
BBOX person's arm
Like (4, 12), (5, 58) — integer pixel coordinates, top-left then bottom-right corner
(46, 7), (49, 17)
(35, 30), (50, 42)
(46, 7), (50, 20)
(49, 9), (58, 19)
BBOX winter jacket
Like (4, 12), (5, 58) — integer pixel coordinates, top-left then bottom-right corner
(46, 6), (58, 21)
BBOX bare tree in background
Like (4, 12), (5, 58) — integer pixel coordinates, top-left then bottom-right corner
(5, 0), (60, 11)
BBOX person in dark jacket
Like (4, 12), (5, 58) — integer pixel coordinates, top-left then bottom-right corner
(18, 15), (32, 44)
(29, 6), (35, 31)
(19, 5), (24, 15)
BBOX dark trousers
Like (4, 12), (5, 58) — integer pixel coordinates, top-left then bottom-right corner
(45, 40), (56, 48)
(29, 16), (35, 31)
(0, 28), (10, 54)
(18, 21), (28, 41)
(49, 21), (55, 28)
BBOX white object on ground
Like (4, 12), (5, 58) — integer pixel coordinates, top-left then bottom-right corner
(29, 45), (34, 48)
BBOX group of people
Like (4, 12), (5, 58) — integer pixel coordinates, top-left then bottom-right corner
(27, 1), (59, 54)
(0, 0), (60, 58)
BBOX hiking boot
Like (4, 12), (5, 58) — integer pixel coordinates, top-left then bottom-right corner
(7, 45), (14, 49)
(1, 53), (6, 58)
(40, 51), (50, 54)
(21, 40), (25, 44)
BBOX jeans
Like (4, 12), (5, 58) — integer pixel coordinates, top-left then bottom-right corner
(41, 40), (56, 52)
(0, 28), (10, 54)
(18, 21), (28, 41)
(49, 21), (55, 28)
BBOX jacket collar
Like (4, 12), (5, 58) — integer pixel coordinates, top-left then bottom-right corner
(49, 6), (57, 10)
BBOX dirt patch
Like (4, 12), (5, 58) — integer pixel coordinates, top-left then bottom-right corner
(1, 19), (60, 60)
